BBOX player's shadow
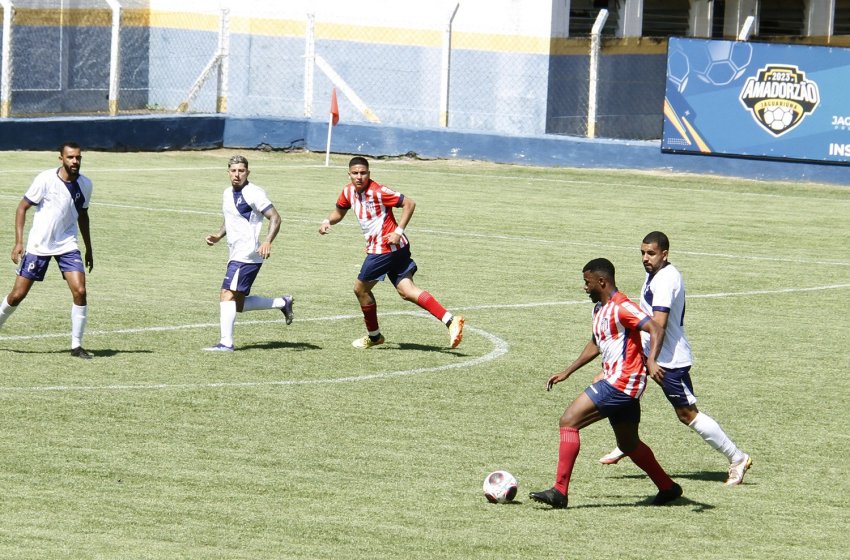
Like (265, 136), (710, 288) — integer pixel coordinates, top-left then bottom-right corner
(394, 342), (464, 355)
(0, 348), (151, 357)
(533, 494), (713, 512)
(619, 471), (729, 484)
(239, 341), (321, 351)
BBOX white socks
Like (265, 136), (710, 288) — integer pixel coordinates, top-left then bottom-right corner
(219, 300), (237, 346)
(242, 296), (285, 312)
(71, 304), (88, 348)
(688, 412), (744, 463)
(0, 296), (16, 329)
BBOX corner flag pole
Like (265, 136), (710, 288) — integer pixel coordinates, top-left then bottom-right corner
(325, 88), (339, 167)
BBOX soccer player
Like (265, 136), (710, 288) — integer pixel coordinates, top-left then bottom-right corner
(0, 142), (94, 359)
(598, 231), (752, 486)
(203, 155), (294, 352)
(318, 156), (464, 349)
(529, 258), (682, 509)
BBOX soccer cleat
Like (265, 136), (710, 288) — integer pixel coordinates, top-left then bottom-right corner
(725, 454), (752, 486)
(599, 447), (626, 465)
(70, 346), (93, 360)
(448, 315), (465, 349)
(528, 487), (568, 509)
(652, 482), (683, 505)
(352, 335), (385, 349)
(281, 295), (295, 325)
(203, 343), (234, 352)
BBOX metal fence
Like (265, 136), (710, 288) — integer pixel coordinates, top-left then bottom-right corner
(0, 2), (667, 139)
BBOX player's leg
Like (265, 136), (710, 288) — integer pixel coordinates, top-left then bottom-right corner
(390, 248), (463, 348)
(529, 385), (605, 508)
(57, 252), (91, 359)
(0, 274), (36, 329)
(615, 420), (682, 504)
(205, 261), (258, 351)
(242, 294), (295, 324)
(352, 278), (383, 348)
(663, 367), (751, 483)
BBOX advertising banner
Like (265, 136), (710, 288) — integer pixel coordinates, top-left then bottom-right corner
(662, 37), (850, 164)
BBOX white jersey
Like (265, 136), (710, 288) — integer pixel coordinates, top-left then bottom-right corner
(23, 168), (93, 256)
(640, 262), (693, 368)
(222, 182), (273, 264)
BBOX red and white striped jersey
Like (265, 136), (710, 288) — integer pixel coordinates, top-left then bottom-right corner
(592, 291), (651, 398)
(336, 180), (409, 254)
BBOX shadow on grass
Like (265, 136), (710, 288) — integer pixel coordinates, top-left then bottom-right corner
(239, 341), (321, 351)
(529, 495), (713, 512)
(0, 348), (152, 357)
(618, 470), (728, 483)
(394, 341), (465, 355)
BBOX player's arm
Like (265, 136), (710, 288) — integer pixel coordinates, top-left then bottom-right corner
(385, 196), (415, 246)
(257, 206), (281, 259)
(11, 198), (33, 264)
(77, 207), (94, 272)
(206, 220), (226, 246)
(547, 337), (600, 391)
(641, 316), (665, 382)
(319, 207), (348, 235)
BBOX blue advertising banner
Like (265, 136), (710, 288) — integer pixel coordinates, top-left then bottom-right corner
(662, 37), (850, 164)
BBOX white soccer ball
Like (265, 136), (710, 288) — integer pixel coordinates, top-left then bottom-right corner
(483, 470), (518, 504)
(762, 105), (795, 131)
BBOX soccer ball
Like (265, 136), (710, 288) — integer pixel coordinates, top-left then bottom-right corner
(762, 105), (795, 131)
(483, 470), (518, 504)
(691, 41), (753, 86)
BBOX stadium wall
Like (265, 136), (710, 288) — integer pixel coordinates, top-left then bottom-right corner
(2, 1), (668, 140)
(0, 114), (847, 186)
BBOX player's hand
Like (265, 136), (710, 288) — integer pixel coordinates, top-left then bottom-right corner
(205, 234), (220, 246)
(319, 221), (331, 235)
(257, 241), (272, 259)
(11, 244), (23, 264)
(85, 251), (94, 273)
(547, 373), (568, 391)
(384, 231), (402, 246)
(647, 359), (665, 382)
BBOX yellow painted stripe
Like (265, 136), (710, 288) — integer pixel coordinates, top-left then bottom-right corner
(5, 8), (672, 56)
(682, 116), (712, 153)
(663, 99), (692, 145)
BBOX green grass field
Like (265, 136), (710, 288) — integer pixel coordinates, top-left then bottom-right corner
(0, 149), (848, 559)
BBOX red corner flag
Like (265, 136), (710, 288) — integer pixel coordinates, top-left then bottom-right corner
(330, 88), (340, 126)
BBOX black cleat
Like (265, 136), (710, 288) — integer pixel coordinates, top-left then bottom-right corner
(652, 482), (683, 505)
(529, 487), (568, 509)
(71, 346), (93, 360)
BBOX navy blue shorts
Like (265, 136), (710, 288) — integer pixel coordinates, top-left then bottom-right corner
(221, 261), (262, 295)
(357, 245), (417, 287)
(585, 380), (641, 425)
(656, 366), (698, 407)
(18, 250), (85, 281)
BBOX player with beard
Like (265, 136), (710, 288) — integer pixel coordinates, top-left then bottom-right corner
(529, 258), (682, 508)
(598, 231), (752, 486)
(0, 142), (95, 358)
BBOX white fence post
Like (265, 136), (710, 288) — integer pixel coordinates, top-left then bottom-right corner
(1, 0), (13, 118)
(216, 7), (229, 113)
(105, 0), (121, 116)
(439, 2), (459, 128)
(304, 13), (315, 118)
(738, 15), (755, 41)
(587, 9), (608, 139)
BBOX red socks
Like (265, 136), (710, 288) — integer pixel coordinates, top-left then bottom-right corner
(626, 441), (675, 491)
(416, 291), (449, 323)
(360, 304), (380, 333)
(554, 427), (580, 495)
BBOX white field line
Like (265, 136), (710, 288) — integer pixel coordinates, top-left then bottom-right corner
(2, 194), (847, 267)
(1, 283), (848, 393)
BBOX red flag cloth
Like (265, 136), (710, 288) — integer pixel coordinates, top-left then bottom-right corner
(330, 88), (339, 126)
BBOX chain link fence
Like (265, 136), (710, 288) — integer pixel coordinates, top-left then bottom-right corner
(0, 2), (668, 139)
